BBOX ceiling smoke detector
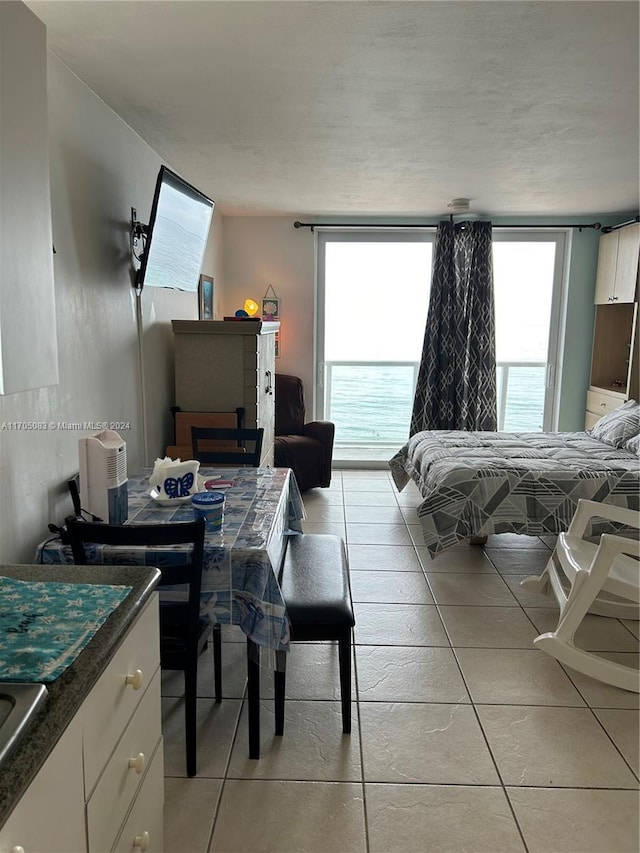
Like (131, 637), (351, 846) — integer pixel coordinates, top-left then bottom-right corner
(447, 197), (470, 212)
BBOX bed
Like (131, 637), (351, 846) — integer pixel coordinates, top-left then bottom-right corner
(389, 426), (640, 557)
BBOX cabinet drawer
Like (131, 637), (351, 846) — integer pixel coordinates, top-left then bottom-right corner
(586, 388), (626, 417)
(112, 742), (164, 853)
(83, 595), (160, 795)
(585, 410), (601, 430)
(87, 669), (162, 853)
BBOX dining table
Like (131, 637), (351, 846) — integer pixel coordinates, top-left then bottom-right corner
(36, 466), (305, 652)
(35, 466), (306, 758)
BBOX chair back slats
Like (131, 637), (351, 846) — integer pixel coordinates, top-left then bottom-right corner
(166, 408), (245, 461)
(64, 514), (219, 777)
(191, 426), (264, 466)
(64, 516), (206, 647)
(174, 410), (242, 445)
(67, 473), (82, 516)
(157, 563), (201, 589)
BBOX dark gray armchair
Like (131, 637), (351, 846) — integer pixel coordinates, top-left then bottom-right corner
(274, 374), (335, 491)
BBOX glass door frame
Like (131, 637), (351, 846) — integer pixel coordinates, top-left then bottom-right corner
(314, 228), (436, 422)
(492, 229), (569, 432)
(314, 226), (569, 435)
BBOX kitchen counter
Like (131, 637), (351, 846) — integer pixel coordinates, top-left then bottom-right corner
(0, 563), (160, 830)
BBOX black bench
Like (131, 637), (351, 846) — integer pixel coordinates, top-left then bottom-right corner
(274, 533), (355, 737)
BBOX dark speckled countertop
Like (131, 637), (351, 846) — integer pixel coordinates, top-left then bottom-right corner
(0, 563), (160, 829)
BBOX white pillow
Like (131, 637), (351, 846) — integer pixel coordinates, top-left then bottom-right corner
(622, 432), (640, 457)
(587, 399), (640, 448)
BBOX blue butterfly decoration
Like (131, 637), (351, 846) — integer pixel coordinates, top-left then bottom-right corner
(163, 472), (194, 498)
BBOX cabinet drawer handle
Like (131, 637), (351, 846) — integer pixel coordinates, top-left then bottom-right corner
(133, 831), (150, 851)
(128, 752), (146, 774)
(125, 669), (144, 690)
(600, 403), (607, 407)
(265, 370), (273, 395)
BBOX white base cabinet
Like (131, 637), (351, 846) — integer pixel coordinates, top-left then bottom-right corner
(585, 386), (630, 430)
(0, 594), (163, 853)
(112, 745), (164, 853)
(0, 719), (86, 853)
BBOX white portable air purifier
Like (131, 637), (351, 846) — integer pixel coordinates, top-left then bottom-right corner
(78, 429), (128, 524)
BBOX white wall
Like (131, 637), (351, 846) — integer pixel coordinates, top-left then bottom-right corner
(0, 8), (618, 563)
(220, 216), (617, 433)
(221, 216), (316, 407)
(0, 3), (57, 396)
(201, 204), (224, 320)
(0, 51), (215, 563)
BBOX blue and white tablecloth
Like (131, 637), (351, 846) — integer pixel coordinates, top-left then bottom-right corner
(36, 467), (305, 653)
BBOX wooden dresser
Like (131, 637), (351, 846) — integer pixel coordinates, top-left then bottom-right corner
(172, 319), (279, 466)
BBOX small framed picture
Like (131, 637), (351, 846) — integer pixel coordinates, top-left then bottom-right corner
(262, 296), (280, 320)
(198, 275), (214, 320)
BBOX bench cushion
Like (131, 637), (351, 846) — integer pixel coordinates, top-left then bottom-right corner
(280, 534), (355, 631)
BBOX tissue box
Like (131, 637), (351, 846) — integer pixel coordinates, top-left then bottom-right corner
(150, 457), (200, 500)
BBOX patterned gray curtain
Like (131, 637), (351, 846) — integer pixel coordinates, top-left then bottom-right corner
(410, 220), (497, 434)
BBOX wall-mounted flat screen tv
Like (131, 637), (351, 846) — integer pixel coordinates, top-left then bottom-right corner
(135, 166), (214, 291)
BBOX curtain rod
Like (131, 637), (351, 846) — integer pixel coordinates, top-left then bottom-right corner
(600, 215), (640, 234)
(293, 219), (605, 233)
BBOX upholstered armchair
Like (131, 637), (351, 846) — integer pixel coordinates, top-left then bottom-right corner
(274, 374), (335, 491)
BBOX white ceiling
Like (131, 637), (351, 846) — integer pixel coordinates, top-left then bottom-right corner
(27, 0), (640, 218)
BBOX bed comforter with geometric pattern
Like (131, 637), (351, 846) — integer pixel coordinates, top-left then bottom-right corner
(389, 430), (640, 556)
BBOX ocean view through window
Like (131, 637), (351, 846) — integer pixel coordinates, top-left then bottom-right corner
(317, 231), (565, 461)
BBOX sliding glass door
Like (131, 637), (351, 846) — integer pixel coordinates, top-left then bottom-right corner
(316, 228), (567, 463)
(492, 232), (567, 432)
(316, 231), (433, 463)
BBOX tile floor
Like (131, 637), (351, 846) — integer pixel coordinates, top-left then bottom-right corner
(162, 470), (640, 853)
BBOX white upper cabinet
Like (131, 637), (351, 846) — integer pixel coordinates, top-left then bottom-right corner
(594, 223), (640, 305)
(614, 224), (640, 302)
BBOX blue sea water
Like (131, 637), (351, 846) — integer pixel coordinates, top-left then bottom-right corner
(326, 365), (546, 446)
(499, 367), (546, 432)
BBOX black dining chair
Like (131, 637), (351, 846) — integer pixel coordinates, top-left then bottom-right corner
(65, 515), (220, 778)
(191, 426), (264, 466)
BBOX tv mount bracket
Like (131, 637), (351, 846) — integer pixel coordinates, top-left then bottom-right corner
(130, 206), (148, 257)
(130, 207), (149, 289)
(131, 207), (148, 242)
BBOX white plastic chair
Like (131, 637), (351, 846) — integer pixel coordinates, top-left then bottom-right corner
(521, 499), (640, 693)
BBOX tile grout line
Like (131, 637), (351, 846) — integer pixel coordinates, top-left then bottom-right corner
(389, 490), (531, 845)
(351, 624), (372, 853)
(163, 472), (639, 851)
(205, 690), (246, 853)
(419, 544), (533, 852)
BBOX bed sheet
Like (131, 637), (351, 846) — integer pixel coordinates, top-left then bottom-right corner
(389, 430), (640, 555)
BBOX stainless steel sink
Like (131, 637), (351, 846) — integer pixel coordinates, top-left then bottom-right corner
(0, 683), (47, 766)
